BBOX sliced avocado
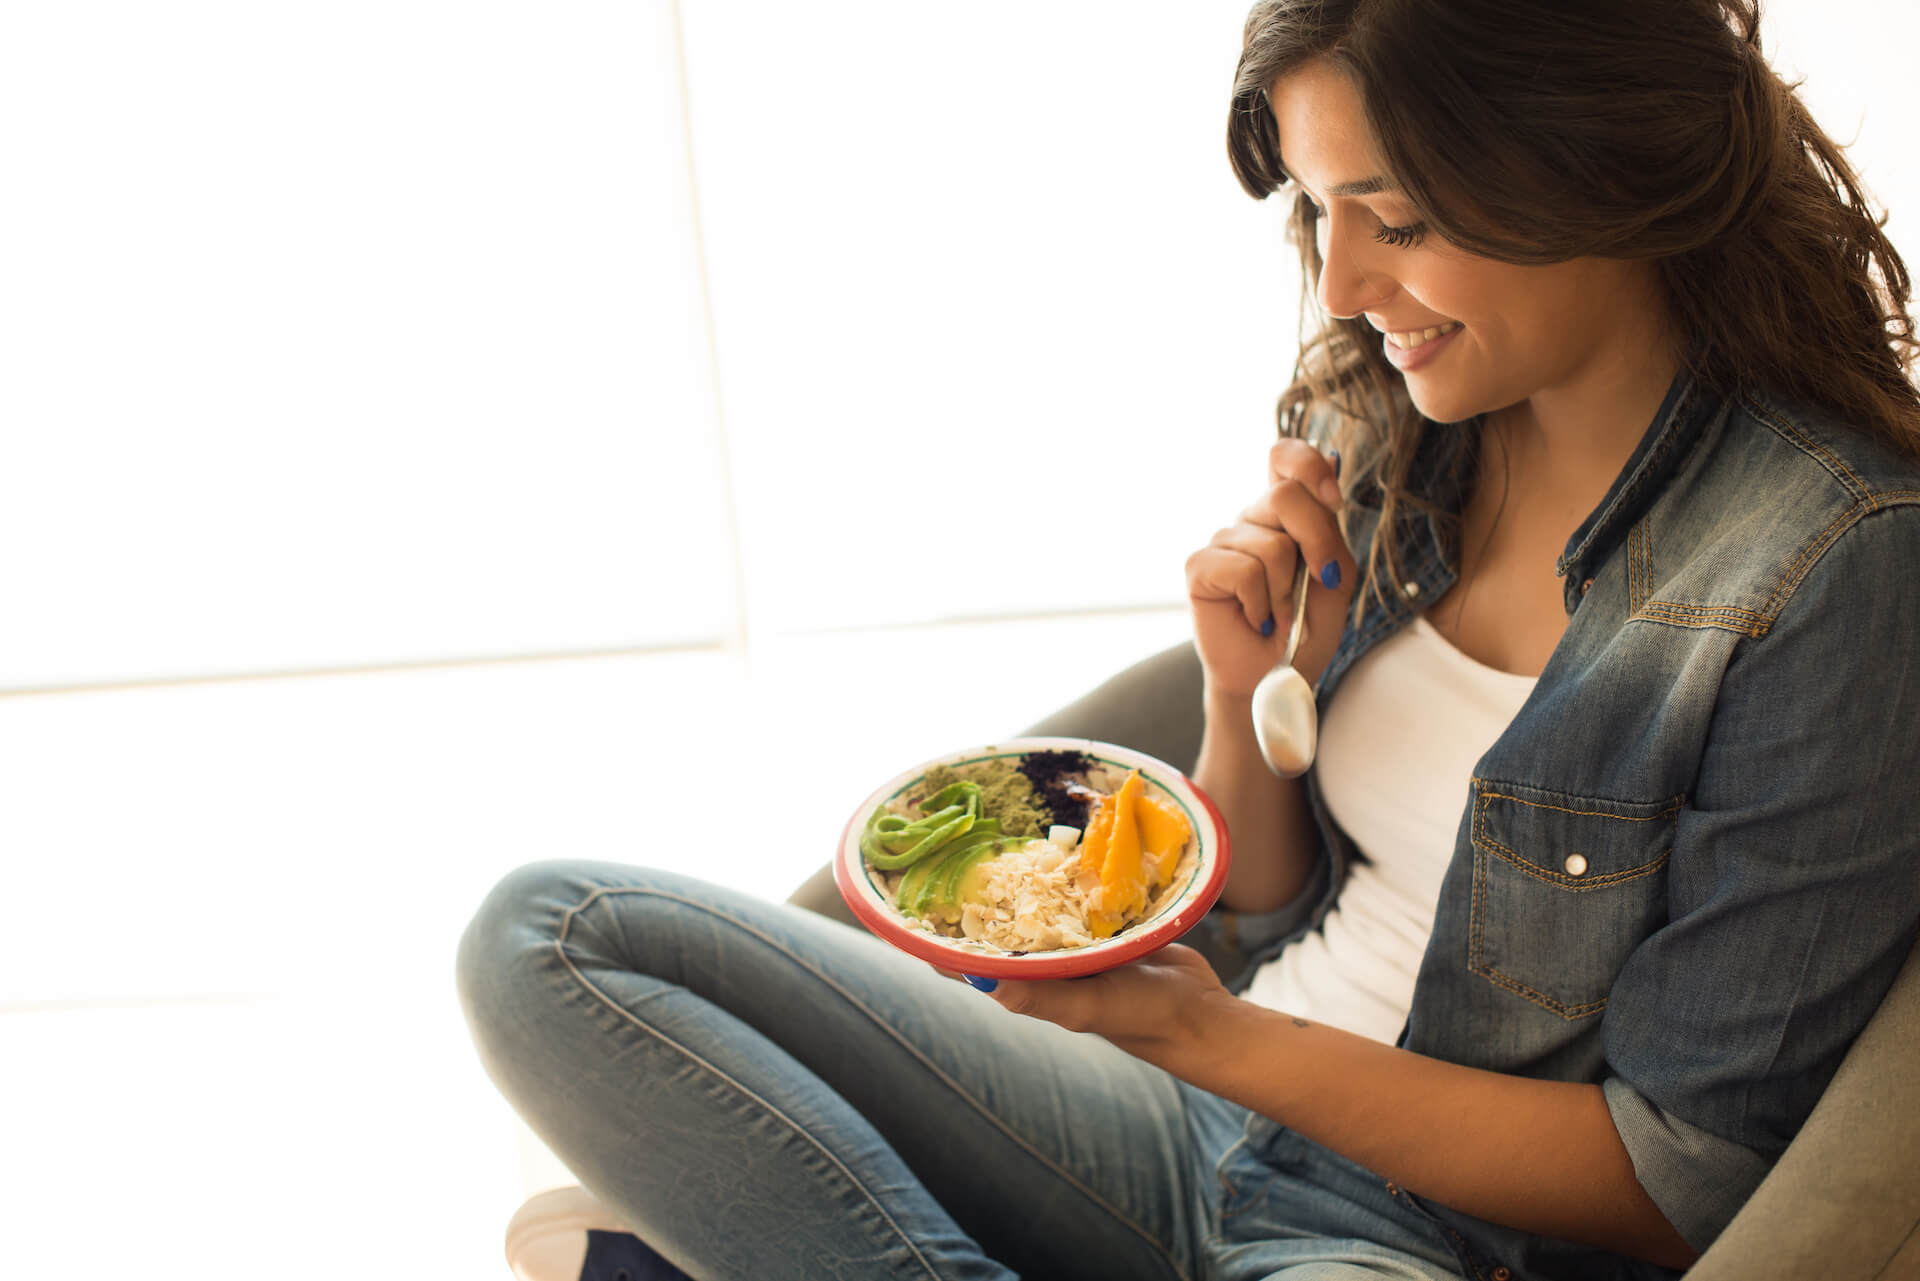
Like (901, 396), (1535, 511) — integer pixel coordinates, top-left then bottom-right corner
(932, 842), (1007, 912)
(900, 823), (1001, 916)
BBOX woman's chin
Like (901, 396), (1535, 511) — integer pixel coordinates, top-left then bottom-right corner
(1404, 387), (1487, 426)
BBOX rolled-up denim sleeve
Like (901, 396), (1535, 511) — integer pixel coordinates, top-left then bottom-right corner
(1600, 506), (1920, 1252)
(1602, 1077), (1773, 1250)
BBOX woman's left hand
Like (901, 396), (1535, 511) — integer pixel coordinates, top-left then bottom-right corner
(986, 943), (1233, 1061)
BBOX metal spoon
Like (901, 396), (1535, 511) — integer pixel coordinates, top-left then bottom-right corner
(1250, 556), (1318, 777)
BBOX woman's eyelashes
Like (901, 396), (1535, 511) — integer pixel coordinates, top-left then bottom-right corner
(1298, 194), (1428, 249)
(1373, 220), (1428, 248)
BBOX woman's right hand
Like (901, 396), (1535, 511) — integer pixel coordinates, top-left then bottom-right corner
(1185, 440), (1356, 698)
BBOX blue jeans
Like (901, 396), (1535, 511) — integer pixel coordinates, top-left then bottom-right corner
(456, 861), (1469, 1281)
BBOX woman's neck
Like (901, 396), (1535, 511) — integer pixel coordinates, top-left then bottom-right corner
(1428, 319), (1682, 676)
(1485, 315), (1682, 522)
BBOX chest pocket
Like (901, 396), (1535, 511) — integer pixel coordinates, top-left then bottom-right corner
(1468, 780), (1680, 1020)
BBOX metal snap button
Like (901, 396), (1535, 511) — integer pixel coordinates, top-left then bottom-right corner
(1385, 1181), (1399, 1196)
(1492, 1268), (1513, 1281)
(1564, 853), (1589, 876)
(1402, 580), (1420, 598)
(1580, 577), (1594, 594)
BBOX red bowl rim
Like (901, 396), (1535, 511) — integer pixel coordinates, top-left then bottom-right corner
(834, 737), (1232, 979)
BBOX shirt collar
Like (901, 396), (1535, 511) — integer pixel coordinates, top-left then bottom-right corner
(1555, 370), (1722, 581)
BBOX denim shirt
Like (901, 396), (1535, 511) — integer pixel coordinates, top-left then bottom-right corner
(1239, 374), (1920, 1281)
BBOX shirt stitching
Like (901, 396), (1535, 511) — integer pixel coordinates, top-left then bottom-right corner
(1741, 392), (1874, 506)
(1758, 499), (1872, 620)
(1632, 604), (1770, 637)
(1473, 790), (1684, 823)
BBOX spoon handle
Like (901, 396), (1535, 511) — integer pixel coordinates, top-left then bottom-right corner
(1281, 554), (1312, 668)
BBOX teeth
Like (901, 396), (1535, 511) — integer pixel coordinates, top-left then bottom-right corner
(1388, 321), (1458, 349)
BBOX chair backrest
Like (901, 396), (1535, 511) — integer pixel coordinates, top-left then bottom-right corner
(1686, 932), (1920, 1278)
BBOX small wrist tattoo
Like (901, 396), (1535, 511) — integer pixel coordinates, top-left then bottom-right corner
(1290, 1017), (1311, 1028)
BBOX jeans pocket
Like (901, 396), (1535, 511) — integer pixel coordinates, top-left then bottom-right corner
(1468, 779), (1680, 1019)
(1214, 1120), (1310, 1234)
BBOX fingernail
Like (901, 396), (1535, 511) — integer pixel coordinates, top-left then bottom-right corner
(963, 974), (998, 993)
(1320, 561), (1342, 590)
(1259, 615), (1276, 638)
(1329, 449), (1342, 478)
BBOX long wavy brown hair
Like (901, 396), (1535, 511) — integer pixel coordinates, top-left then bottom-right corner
(1227, 0), (1920, 615)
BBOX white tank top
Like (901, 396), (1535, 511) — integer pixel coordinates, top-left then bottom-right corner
(1242, 614), (1538, 1043)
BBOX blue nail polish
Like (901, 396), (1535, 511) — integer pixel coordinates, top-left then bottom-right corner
(1321, 561), (1342, 590)
(1260, 615), (1276, 638)
(963, 974), (998, 993)
(1329, 449), (1342, 478)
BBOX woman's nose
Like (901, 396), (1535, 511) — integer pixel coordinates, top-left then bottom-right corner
(1316, 221), (1392, 319)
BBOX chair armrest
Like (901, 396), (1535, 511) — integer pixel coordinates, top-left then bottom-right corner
(1685, 933), (1920, 1279)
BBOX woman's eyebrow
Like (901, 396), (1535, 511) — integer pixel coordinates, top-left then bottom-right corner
(1327, 176), (1390, 196)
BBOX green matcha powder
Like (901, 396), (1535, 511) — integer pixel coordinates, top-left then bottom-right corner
(916, 759), (1051, 839)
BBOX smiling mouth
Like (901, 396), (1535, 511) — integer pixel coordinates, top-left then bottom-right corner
(1382, 321), (1461, 350)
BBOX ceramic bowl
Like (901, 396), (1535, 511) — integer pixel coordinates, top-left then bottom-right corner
(834, 737), (1230, 979)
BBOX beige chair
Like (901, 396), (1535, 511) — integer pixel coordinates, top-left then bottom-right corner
(788, 642), (1920, 1278)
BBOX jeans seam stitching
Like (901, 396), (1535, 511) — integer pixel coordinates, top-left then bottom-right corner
(562, 884), (1188, 1281)
(553, 887), (948, 1280)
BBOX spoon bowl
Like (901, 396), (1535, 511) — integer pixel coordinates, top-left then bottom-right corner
(1250, 557), (1319, 777)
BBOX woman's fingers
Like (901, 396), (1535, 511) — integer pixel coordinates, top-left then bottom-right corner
(1270, 437), (1343, 510)
(1238, 477), (1348, 589)
(985, 945), (1227, 1049)
(1186, 443), (1353, 694)
(1189, 527), (1301, 633)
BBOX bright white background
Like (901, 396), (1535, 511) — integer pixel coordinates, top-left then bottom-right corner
(0, 2), (1911, 1276)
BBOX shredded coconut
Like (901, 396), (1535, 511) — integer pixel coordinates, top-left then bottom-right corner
(907, 838), (1102, 951)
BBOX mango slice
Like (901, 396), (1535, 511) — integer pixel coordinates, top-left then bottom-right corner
(1083, 772), (1195, 938)
(1083, 771), (1140, 937)
(1138, 793), (1194, 883)
(1079, 793), (1116, 883)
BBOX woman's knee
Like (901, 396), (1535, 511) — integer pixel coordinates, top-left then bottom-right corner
(455, 859), (601, 1053)
(455, 859), (713, 1035)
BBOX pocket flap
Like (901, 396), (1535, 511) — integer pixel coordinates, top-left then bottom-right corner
(1468, 779), (1682, 1019)
(1472, 781), (1681, 887)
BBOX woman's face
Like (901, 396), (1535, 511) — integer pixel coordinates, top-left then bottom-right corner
(1269, 60), (1664, 426)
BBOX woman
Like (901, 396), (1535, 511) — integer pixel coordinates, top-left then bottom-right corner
(458, 2), (1920, 1278)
